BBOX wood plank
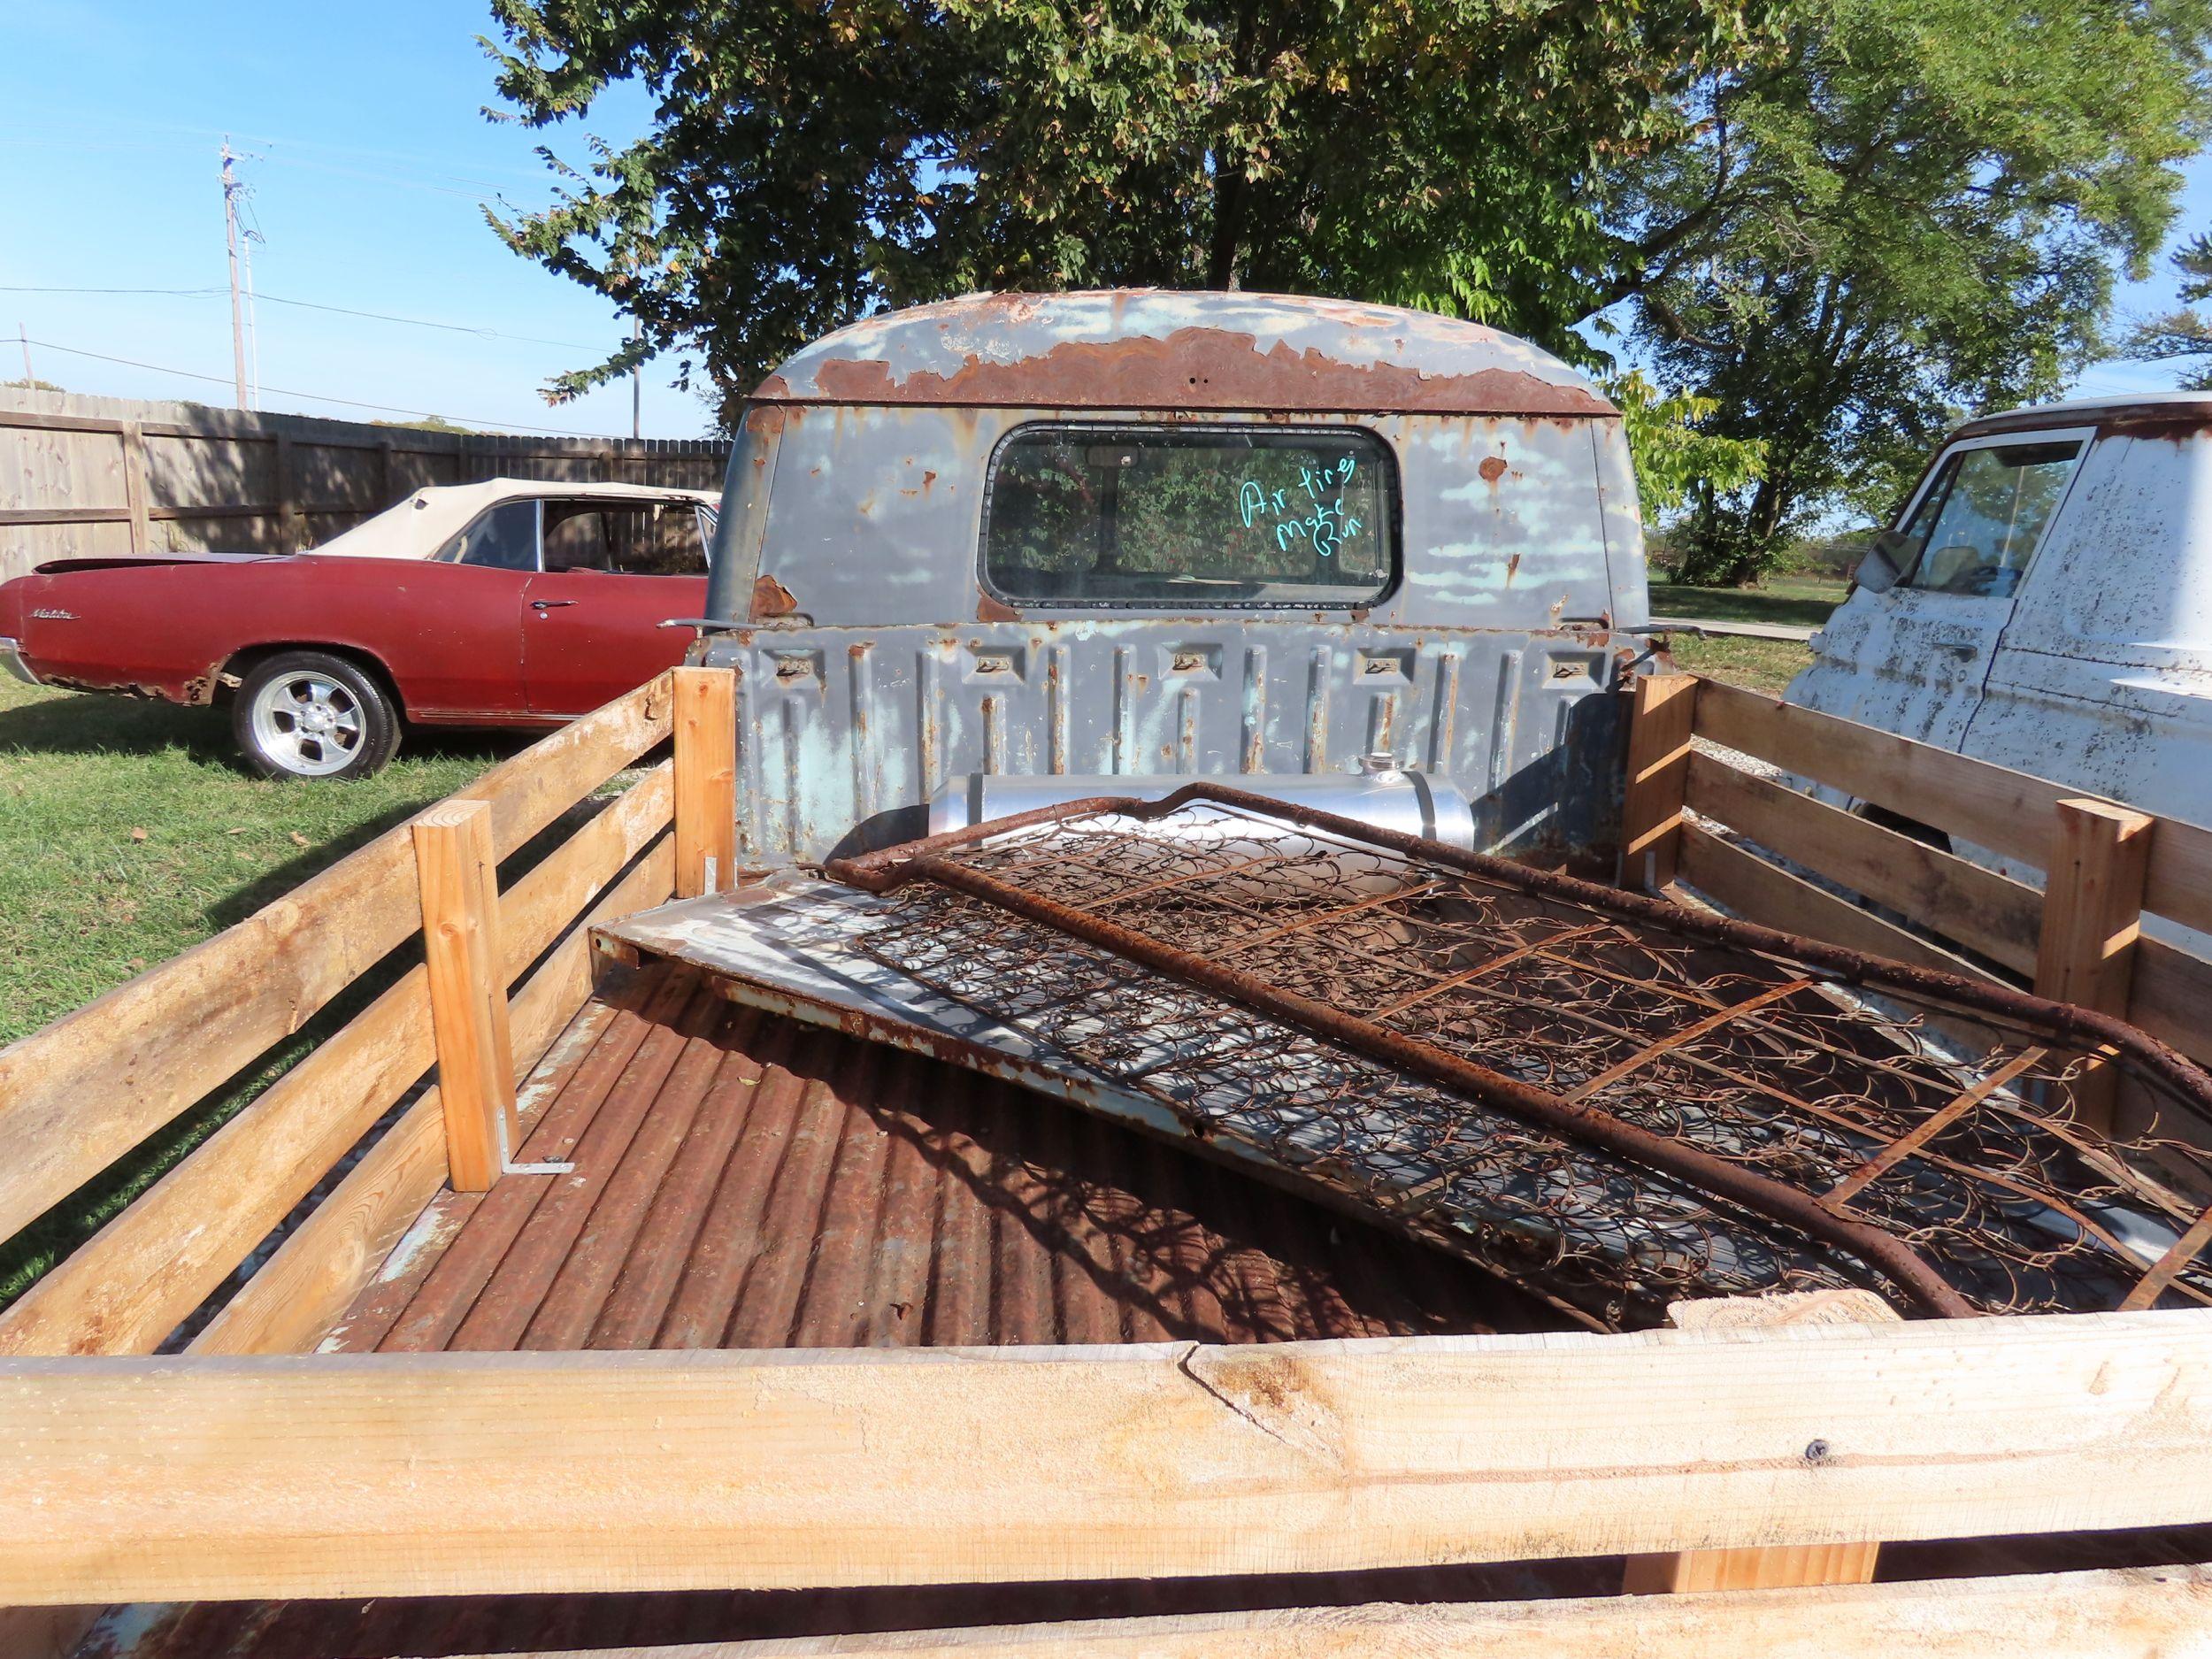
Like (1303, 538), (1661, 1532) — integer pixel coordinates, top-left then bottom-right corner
(1623, 1290), (1896, 1595)
(1683, 751), (2042, 974)
(4, 1309), (2212, 1605)
(0, 770), (673, 1357)
(1691, 679), (2074, 872)
(2146, 822), (2212, 941)
(2132, 937), (2212, 1071)
(1676, 824), (1994, 979)
(2038, 799), (2156, 1010)
(1619, 675), (1698, 891)
(188, 838), (673, 1358)
(430, 1569), (2212, 1659)
(1692, 676), (2212, 941)
(0, 674), (672, 1242)
(2036, 799), (2156, 1133)
(672, 665), (738, 898)
(119, 421), (150, 556)
(414, 800), (519, 1190)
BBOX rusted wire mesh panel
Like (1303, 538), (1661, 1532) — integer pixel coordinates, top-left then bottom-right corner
(828, 790), (2212, 1331)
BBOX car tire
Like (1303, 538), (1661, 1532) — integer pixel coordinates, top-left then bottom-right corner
(233, 650), (403, 780)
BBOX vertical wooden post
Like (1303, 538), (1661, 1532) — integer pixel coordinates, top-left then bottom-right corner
(273, 430), (298, 552)
(1620, 674), (1701, 893)
(1623, 1289), (1899, 1594)
(412, 799), (518, 1193)
(673, 665), (740, 900)
(119, 420), (150, 556)
(2036, 797), (2154, 1133)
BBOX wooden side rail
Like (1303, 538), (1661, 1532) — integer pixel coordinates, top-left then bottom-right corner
(1688, 677), (2212, 940)
(2, 1309), (2208, 1606)
(0, 678), (680, 1357)
(422, 1570), (2212, 1659)
(1641, 675), (2212, 1076)
(673, 664), (739, 899)
(1623, 1290), (1898, 1595)
(0, 672), (674, 1244)
(413, 799), (522, 1190)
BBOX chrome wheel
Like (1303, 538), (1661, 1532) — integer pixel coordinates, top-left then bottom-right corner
(247, 670), (365, 777)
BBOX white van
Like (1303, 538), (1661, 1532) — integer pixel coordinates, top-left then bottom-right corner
(1788, 391), (2212, 884)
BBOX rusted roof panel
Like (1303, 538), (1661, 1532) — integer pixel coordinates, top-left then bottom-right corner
(751, 290), (1617, 417)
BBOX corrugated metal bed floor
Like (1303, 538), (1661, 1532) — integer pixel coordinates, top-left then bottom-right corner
(87, 962), (2212, 1659)
(335, 964), (1558, 1356)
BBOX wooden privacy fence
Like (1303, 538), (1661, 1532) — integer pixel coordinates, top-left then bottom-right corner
(0, 388), (724, 580)
(1624, 673), (2212, 1136)
(0, 670), (751, 1361)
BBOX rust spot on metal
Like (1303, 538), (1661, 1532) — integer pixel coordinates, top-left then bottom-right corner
(750, 573), (799, 620)
(1479, 456), (1509, 483)
(784, 327), (1615, 419)
(976, 592), (1020, 624)
(2095, 413), (2212, 444)
(744, 403), (787, 438)
(1506, 552), (1522, 586)
(922, 469), (939, 495)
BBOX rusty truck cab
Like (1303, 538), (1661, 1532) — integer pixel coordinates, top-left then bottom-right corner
(696, 290), (1647, 868)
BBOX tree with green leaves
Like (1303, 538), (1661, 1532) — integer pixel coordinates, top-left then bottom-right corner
(2124, 231), (2212, 387)
(484, 0), (2210, 570)
(1604, 0), (2212, 585)
(481, 0), (1783, 427)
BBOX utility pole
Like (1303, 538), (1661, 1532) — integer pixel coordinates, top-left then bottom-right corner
(17, 323), (31, 384)
(631, 314), (642, 440)
(220, 140), (250, 411)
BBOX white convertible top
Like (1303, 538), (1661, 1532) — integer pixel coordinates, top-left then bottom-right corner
(311, 478), (720, 561)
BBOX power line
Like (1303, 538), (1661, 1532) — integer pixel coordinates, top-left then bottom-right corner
(19, 336), (625, 438)
(0, 284), (607, 351)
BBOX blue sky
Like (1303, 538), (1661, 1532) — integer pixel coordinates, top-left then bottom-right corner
(0, 1), (688, 436)
(3, 0), (2208, 439)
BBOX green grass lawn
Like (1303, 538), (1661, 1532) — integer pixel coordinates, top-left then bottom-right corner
(0, 676), (518, 1045)
(0, 677), (518, 1307)
(1647, 572), (1848, 693)
(1667, 632), (1812, 696)
(1650, 572), (1850, 631)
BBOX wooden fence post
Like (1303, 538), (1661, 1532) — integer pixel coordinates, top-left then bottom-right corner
(1624, 1289), (1899, 1594)
(273, 430), (298, 552)
(673, 665), (739, 900)
(119, 421), (150, 556)
(1621, 674), (1701, 893)
(2036, 798), (2155, 1133)
(412, 799), (518, 1192)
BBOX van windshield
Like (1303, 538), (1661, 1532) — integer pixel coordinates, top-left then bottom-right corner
(981, 425), (1396, 607)
(1897, 441), (2082, 598)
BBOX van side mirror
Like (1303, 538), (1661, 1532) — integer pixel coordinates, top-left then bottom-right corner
(1855, 532), (1907, 595)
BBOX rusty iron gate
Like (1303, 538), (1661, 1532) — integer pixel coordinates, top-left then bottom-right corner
(816, 784), (2212, 1329)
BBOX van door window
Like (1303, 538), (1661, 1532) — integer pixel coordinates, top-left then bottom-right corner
(982, 425), (1397, 607)
(1897, 441), (2082, 597)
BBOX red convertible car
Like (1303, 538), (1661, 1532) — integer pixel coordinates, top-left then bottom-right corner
(0, 479), (718, 779)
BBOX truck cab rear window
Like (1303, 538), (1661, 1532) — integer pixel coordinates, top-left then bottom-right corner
(982, 426), (1396, 607)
